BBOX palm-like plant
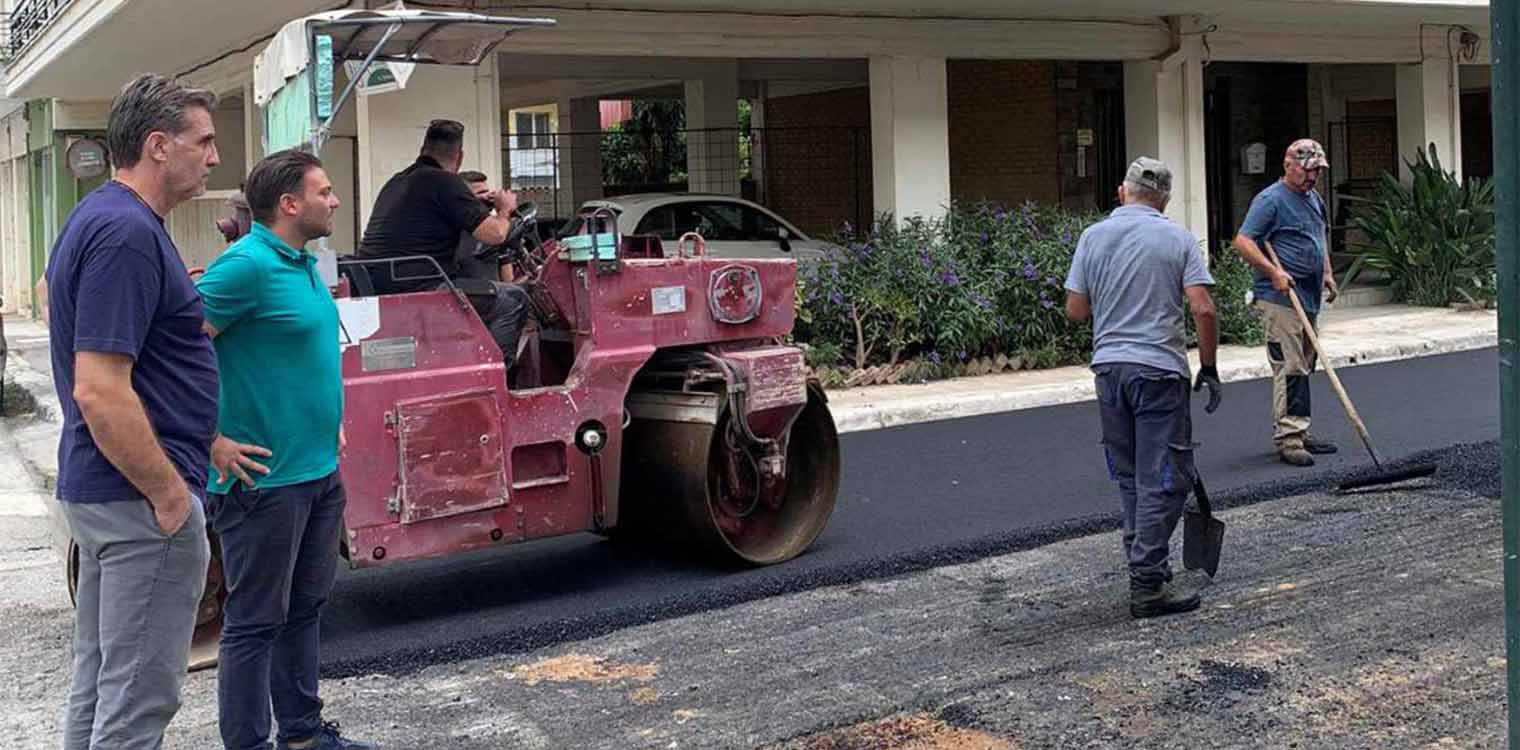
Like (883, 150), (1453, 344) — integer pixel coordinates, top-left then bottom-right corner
(1344, 144), (1495, 307)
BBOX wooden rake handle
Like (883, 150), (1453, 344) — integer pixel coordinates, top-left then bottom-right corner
(1261, 240), (1385, 469)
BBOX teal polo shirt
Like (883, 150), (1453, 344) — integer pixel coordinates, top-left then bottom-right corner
(197, 222), (343, 494)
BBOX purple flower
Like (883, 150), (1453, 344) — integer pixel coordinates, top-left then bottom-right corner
(958, 351), (969, 362)
(993, 208), (1008, 222)
(973, 294), (993, 310)
(929, 351), (942, 364)
(829, 290), (845, 306)
(941, 272), (961, 287)
(1041, 299), (1056, 310)
(920, 250), (933, 269)
(1061, 231), (1074, 245)
(1047, 276), (1062, 287)
(980, 232), (990, 244)
(1023, 262), (1039, 280)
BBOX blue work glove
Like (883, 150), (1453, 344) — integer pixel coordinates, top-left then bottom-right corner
(1193, 365), (1222, 414)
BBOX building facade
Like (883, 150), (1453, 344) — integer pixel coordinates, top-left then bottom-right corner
(0, 0), (1495, 315)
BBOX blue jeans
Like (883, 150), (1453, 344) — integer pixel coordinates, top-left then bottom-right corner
(208, 472), (346, 750)
(1094, 363), (1196, 587)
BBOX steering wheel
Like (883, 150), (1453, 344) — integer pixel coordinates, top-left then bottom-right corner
(474, 201), (550, 277)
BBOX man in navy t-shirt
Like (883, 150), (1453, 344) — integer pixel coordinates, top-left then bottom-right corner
(1233, 138), (1341, 467)
(47, 74), (221, 750)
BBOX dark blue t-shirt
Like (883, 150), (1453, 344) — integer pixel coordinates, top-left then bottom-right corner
(47, 181), (220, 503)
(1239, 181), (1328, 316)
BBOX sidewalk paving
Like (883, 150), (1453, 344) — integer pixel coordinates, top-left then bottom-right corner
(826, 304), (1497, 433)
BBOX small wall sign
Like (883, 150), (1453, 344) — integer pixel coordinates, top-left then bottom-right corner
(1242, 142), (1268, 175)
(66, 138), (109, 180)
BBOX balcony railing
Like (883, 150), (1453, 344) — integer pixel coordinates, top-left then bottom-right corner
(5, 0), (72, 64)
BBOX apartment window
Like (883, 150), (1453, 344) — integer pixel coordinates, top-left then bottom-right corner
(515, 112), (552, 149)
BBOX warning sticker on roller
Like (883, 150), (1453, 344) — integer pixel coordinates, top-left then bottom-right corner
(652, 286), (687, 315)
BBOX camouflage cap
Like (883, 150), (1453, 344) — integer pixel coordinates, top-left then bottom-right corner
(1123, 156), (1172, 193)
(1286, 138), (1328, 170)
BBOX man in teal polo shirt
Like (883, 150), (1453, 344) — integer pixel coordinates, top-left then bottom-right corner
(197, 149), (374, 750)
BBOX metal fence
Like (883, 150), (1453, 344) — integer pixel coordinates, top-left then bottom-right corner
(1328, 116), (1399, 249)
(5, 0), (70, 62)
(504, 126), (870, 237)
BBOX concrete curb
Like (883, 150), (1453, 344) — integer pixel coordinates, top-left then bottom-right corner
(830, 327), (1497, 434)
(3, 352), (61, 489)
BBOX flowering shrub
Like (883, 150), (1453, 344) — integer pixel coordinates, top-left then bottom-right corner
(797, 203), (1094, 370)
(797, 202), (1261, 375)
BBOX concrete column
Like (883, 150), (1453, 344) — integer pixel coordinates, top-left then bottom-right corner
(1123, 40), (1208, 246)
(751, 83), (769, 204)
(684, 60), (740, 196)
(869, 56), (950, 223)
(552, 96), (604, 220)
(355, 60), (501, 230)
(1397, 57), (1462, 182)
(243, 81), (265, 166)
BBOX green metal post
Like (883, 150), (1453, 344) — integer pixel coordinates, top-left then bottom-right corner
(1495, 1), (1520, 746)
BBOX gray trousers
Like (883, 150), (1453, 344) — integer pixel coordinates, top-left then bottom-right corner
(1094, 363), (1196, 587)
(61, 498), (211, 750)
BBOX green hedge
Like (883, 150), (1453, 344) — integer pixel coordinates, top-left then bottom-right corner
(1207, 241), (1266, 348)
(796, 203), (1262, 375)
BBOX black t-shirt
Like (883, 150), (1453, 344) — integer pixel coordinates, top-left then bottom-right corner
(357, 155), (491, 292)
(455, 232), (504, 281)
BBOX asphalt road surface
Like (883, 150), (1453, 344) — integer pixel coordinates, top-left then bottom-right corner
(318, 348), (1499, 676)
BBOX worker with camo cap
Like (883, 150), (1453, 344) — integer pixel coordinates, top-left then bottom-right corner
(1233, 139), (1340, 467)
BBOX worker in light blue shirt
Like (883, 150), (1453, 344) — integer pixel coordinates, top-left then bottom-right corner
(1066, 157), (1221, 619)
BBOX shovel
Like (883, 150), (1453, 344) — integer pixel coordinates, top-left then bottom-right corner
(1183, 469), (1225, 578)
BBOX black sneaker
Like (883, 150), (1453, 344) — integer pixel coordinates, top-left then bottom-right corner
(1130, 581), (1202, 619)
(277, 722), (377, 750)
(1303, 435), (1339, 455)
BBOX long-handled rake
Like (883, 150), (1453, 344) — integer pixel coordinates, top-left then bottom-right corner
(1262, 240), (1439, 492)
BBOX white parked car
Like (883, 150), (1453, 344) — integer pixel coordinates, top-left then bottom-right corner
(562, 193), (836, 262)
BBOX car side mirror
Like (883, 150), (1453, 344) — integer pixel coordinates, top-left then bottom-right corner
(773, 227), (793, 253)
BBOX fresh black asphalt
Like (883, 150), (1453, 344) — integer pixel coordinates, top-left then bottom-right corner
(319, 348), (1499, 676)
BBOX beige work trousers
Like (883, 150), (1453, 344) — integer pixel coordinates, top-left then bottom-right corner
(1256, 300), (1317, 451)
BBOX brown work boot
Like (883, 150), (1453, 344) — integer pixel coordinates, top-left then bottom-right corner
(1303, 434), (1339, 455)
(1278, 446), (1315, 467)
(1130, 580), (1202, 619)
